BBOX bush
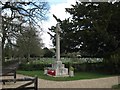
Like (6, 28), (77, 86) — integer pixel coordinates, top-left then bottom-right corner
(3, 60), (19, 67)
(69, 66), (74, 71)
(19, 63), (51, 71)
(18, 62), (120, 74)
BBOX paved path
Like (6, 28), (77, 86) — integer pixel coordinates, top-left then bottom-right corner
(1, 74), (119, 88)
(38, 76), (119, 88)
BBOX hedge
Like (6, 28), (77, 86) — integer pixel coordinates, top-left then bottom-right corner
(18, 62), (120, 74)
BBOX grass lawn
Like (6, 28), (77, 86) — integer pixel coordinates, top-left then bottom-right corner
(112, 84), (120, 89)
(17, 70), (114, 81)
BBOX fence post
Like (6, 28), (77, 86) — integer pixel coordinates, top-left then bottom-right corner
(34, 77), (38, 90)
(14, 68), (16, 83)
(118, 76), (120, 85)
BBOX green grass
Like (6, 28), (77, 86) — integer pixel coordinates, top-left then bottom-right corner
(17, 70), (114, 81)
(112, 84), (120, 89)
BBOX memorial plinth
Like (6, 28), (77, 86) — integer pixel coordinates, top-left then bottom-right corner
(51, 61), (68, 77)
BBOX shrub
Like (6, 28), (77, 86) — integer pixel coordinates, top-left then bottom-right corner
(69, 66), (74, 71)
(19, 63), (51, 71)
(18, 62), (120, 74)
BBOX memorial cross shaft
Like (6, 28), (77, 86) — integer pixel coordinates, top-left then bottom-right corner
(56, 23), (61, 61)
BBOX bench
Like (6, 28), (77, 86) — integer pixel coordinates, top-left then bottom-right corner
(1, 77), (38, 90)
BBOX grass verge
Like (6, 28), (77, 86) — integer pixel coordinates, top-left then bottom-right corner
(17, 70), (114, 81)
(112, 84), (120, 89)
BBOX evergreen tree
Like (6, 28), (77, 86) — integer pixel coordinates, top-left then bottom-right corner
(50, 2), (120, 58)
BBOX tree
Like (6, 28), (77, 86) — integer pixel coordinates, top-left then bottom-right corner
(16, 24), (44, 62)
(50, 2), (120, 58)
(43, 47), (55, 58)
(49, 2), (120, 73)
(0, 1), (49, 63)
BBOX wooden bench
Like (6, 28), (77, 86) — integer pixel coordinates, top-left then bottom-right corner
(1, 77), (38, 90)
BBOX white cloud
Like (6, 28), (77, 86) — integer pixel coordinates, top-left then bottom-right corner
(41, 0), (77, 48)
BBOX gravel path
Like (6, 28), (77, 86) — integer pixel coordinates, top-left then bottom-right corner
(38, 76), (119, 88)
(1, 74), (119, 89)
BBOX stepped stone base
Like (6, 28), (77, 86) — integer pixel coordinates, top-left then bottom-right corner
(45, 61), (69, 77)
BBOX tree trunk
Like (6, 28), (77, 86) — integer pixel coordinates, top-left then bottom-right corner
(27, 53), (30, 62)
(2, 37), (5, 64)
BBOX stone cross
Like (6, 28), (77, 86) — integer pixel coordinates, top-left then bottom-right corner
(55, 23), (61, 61)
